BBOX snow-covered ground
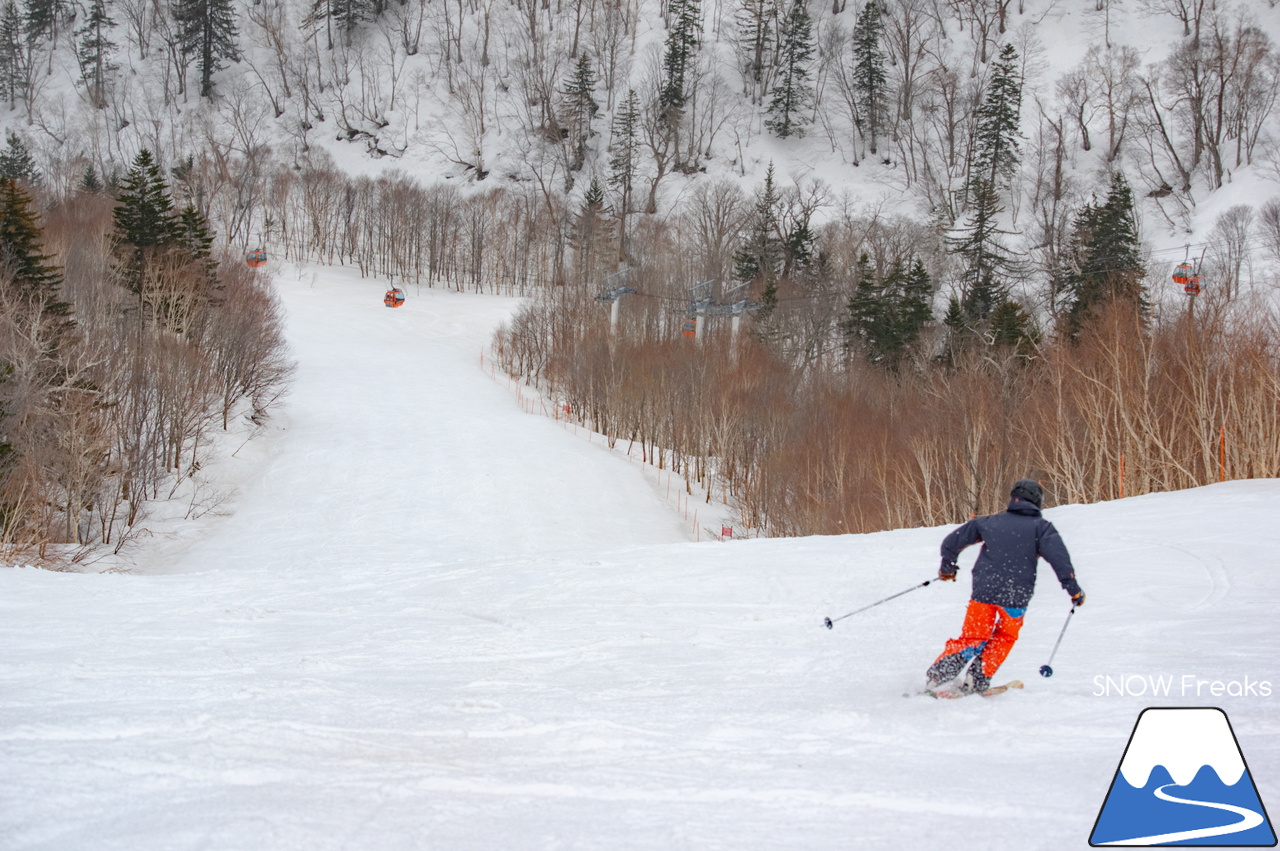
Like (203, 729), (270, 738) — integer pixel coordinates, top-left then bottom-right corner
(2, 267), (1278, 850)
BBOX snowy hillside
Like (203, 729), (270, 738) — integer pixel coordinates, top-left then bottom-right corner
(3, 267), (1277, 850)
(5, 0), (1280, 255)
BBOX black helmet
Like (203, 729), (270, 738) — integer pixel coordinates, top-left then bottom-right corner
(1010, 478), (1043, 508)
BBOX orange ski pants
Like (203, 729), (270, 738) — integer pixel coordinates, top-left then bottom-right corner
(935, 600), (1025, 678)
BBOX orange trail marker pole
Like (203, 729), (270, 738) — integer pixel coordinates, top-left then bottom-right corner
(1220, 425), (1226, 482)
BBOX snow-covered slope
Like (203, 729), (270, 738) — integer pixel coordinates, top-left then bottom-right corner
(2, 266), (1278, 850)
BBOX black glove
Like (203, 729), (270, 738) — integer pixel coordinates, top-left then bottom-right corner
(1072, 590), (1086, 608)
(939, 562), (958, 581)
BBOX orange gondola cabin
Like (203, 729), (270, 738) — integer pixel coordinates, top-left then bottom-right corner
(384, 287), (406, 308)
(246, 248), (267, 268)
(682, 317), (697, 338)
(1173, 262), (1201, 296)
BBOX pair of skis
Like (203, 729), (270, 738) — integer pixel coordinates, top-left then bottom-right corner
(922, 679), (1024, 699)
(903, 679), (1024, 699)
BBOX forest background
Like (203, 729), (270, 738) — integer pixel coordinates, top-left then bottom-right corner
(2, 0), (1280, 556)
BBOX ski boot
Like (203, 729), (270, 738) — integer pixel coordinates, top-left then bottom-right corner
(957, 659), (991, 695)
(925, 652), (968, 689)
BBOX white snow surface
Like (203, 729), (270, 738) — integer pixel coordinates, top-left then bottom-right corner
(1118, 708), (1245, 788)
(3, 266), (1279, 850)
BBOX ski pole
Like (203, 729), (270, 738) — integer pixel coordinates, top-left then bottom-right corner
(824, 578), (937, 629)
(1039, 605), (1077, 677)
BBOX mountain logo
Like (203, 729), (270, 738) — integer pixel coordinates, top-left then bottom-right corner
(1090, 707), (1276, 846)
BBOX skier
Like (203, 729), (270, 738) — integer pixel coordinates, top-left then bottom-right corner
(926, 478), (1085, 694)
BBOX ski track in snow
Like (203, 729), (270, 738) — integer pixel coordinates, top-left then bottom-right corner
(2, 267), (1279, 850)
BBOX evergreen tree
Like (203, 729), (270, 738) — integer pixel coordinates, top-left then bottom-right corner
(970, 43), (1023, 197)
(946, 46), (1025, 347)
(660, 0), (702, 114)
(607, 89), (641, 260)
(173, 203), (221, 314)
(736, 0), (778, 104)
(113, 152), (222, 331)
(583, 175), (606, 210)
(575, 176), (612, 284)
(114, 150), (176, 249)
(739, 163), (785, 338)
(0, 0), (26, 110)
(559, 53), (599, 173)
(942, 295), (964, 333)
(948, 177), (1016, 325)
(22, 0), (66, 80)
(757, 277), (779, 321)
(850, 0), (887, 154)
(734, 162), (783, 285)
(0, 178), (74, 509)
(304, 0), (379, 49)
(173, 0), (239, 98)
(0, 178), (74, 363)
(898, 258), (934, 346)
(842, 252), (884, 354)
(0, 131), (38, 183)
(765, 0), (814, 139)
(1062, 171), (1147, 335)
(79, 163), (103, 193)
(0, 178), (61, 299)
(113, 149), (179, 294)
(74, 0), (116, 108)
(782, 218), (815, 276)
(989, 299), (1037, 352)
(24, 0), (71, 44)
(174, 204), (214, 263)
(842, 254), (933, 368)
(938, 294), (966, 364)
(607, 90), (641, 202)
